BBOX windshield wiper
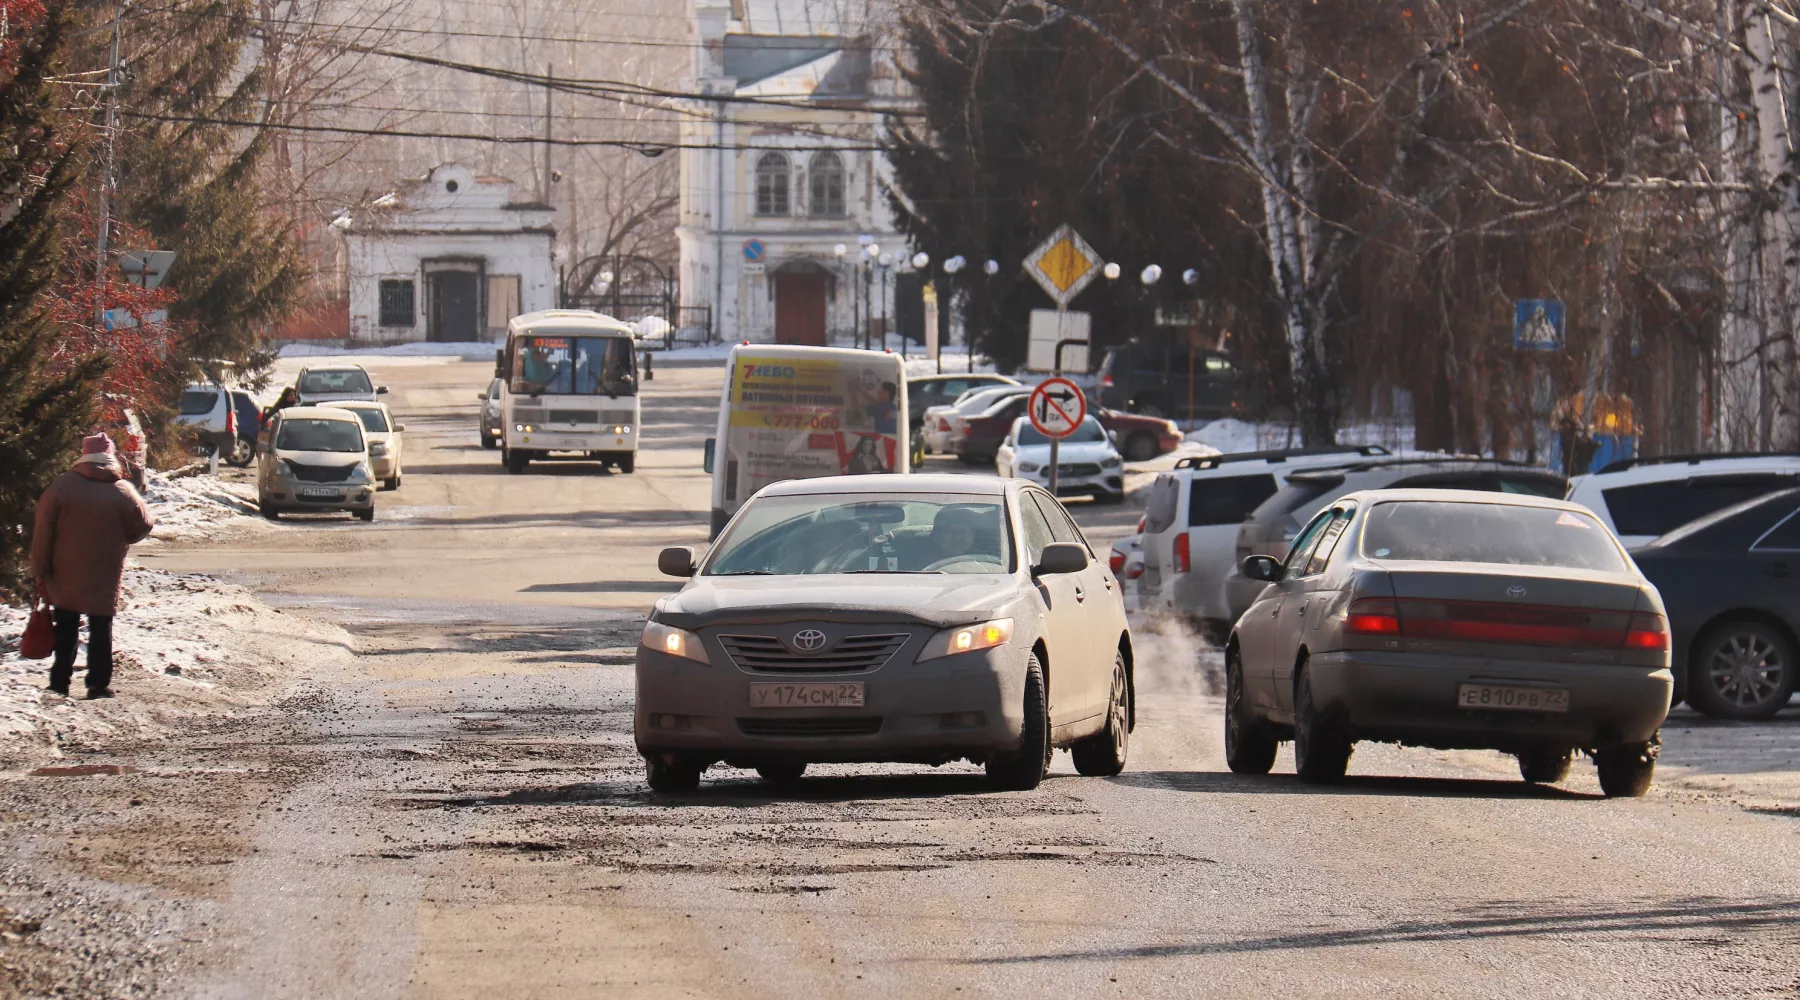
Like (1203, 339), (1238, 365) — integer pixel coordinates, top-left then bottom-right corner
(844, 569), (945, 574)
(714, 570), (774, 576)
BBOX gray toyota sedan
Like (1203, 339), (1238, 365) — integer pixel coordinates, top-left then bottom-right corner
(1227, 489), (1672, 797)
(636, 475), (1134, 793)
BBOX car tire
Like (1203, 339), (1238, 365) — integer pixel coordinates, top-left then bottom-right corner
(1123, 432), (1159, 463)
(505, 448), (529, 474)
(382, 477), (399, 491)
(226, 438), (255, 468)
(260, 504), (279, 521)
(1292, 660), (1352, 784)
(1072, 652), (1131, 777)
(356, 507), (375, 523)
(617, 453), (635, 474)
(1595, 735), (1660, 798)
(646, 755), (703, 793)
(986, 653), (1050, 791)
(755, 763), (806, 785)
(1224, 647), (1277, 775)
(1688, 620), (1797, 720)
(481, 433), (498, 450)
(957, 454), (986, 466)
(1517, 748), (1573, 784)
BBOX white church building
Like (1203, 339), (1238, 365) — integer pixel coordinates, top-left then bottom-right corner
(677, 0), (916, 346)
(341, 164), (556, 343)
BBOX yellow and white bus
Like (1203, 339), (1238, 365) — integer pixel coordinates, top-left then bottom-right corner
(706, 344), (910, 537)
(495, 309), (642, 474)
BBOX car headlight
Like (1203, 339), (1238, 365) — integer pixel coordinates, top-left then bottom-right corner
(641, 620), (710, 664)
(351, 462), (373, 481)
(918, 618), (1014, 662)
(612, 425), (632, 434)
(1101, 456), (1122, 469)
(1016, 461), (1041, 474)
(1163, 420), (1180, 436)
(514, 423), (535, 433)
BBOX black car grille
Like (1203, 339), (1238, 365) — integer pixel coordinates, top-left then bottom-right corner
(285, 460), (358, 483)
(737, 717), (883, 738)
(718, 633), (908, 673)
(1057, 462), (1104, 477)
(548, 409), (598, 424)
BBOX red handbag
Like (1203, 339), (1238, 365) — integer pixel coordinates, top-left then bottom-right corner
(20, 587), (54, 660)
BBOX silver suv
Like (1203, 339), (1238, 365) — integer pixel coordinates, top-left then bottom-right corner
(294, 364), (387, 406)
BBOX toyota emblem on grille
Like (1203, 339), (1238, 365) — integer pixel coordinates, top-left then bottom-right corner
(790, 629), (828, 653)
(1507, 585), (1528, 598)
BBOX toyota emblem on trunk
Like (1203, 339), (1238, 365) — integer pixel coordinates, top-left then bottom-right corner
(790, 629), (828, 653)
(1506, 585), (1528, 598)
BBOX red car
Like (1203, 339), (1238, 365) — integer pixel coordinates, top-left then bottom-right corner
(952, 393), (1030, 463)
(1094, 407), (1183, 462)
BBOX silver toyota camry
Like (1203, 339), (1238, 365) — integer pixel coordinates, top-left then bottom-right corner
(636, 474), (1135, 792)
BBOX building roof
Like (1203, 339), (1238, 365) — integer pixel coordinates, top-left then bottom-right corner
(737, 0), (862, 35)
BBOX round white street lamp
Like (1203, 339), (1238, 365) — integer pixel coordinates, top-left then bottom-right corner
(1183, 268), (1201, 287)
(912, 251), (931, 270)
(834, 243), (848, 258)
(944, 255), (966, 274)
(1103, 262), (1122, 281)
(1140, 264), (1163, 286)
(983, 259), (1000, 276)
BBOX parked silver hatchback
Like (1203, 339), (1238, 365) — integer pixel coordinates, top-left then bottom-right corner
(637, 475), (1134, 793)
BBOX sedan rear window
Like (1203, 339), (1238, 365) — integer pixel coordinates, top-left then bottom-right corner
(1362, 501), (1627, 572)
(180, 389), (219, 415)
(342, 408), (389, 433)
(708, 495), (1013, 576)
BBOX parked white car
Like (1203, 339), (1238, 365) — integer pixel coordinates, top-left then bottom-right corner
(924, 384), (1030, 456)
(1565, 453), (1800, 548)
(996, 416), (1125, 503)
(1139, 445), (1391, 633)
(173, 381), (236, 456)
(325, 400), (406, 490)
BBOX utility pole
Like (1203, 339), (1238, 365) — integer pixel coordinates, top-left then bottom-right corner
(542, 63), (554, 204)
(95, 0), (123, 330)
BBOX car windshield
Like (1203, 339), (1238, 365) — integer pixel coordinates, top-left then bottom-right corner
(299, 369), (373, 395)
(511, 334), (636, 396)
(1017, 418), (1106, 447)
(1362, 501), (1628, 572)
(179, 388), (218, 415)
(276, 418), (364, 453)
(342, 408), (389, 433)
(707, 494), (1013, 575)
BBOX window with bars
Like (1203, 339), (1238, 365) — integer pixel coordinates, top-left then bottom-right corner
(755, 152), (790, 216)
(808, 151), (847, 218)
(378, 279), (415, 327)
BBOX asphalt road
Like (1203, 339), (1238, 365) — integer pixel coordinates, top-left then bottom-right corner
(20, 355), (1800, 998)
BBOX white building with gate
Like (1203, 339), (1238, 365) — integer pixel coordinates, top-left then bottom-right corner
(341, 163), (556, 343)
(677, 0), (915, 346)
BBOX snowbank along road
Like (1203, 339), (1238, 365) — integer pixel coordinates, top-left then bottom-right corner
(2, 354), (1799, 999)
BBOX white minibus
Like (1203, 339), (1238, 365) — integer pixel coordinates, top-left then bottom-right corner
(495, 309), (642, 474)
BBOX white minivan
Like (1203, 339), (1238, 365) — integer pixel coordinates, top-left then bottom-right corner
(1565, 453), (1800, 548)
(1139, 445), (1391, 633)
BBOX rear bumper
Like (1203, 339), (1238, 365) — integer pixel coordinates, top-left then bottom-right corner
(1307, 649), (1671, 751)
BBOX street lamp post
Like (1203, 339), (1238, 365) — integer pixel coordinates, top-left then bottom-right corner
(835, 243), (849, 345)
(877, 252), (894, 352)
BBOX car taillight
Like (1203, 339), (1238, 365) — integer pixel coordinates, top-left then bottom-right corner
(937, 417), (951, 431)
(1135, 515), (1146, 534)
(1125, 561), (1144, 580)
(225, 407), (236, 433)
(1100, 373), (1113, 387)
(1110, 551), (1126, 573)
(1345, 598), (1402, 635)
(1623, 612), (1668, 651)
(1173, 532), (1191, 574)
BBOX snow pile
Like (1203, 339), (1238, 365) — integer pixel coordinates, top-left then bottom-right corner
(279, 340), (499, 361)
(1186, 418), (1417, 455)
(0, 567), (353, 754)
(140, 470), (264, 542)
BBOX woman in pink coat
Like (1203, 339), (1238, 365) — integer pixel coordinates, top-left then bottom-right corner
(30, 433), (155, 698)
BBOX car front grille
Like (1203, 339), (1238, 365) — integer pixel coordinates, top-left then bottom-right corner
(737, 717), (883, 738)
(718, 633), (908, 673)
(1058, 463), (1103, 477)
(285, 461), (358, 483)
(548, 409), (598, 424)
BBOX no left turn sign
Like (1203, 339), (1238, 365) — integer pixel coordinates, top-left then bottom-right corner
(1028, 378), (1087, 439)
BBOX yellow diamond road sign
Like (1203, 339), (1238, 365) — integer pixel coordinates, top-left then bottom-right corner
(1025, 225), (1101, 307)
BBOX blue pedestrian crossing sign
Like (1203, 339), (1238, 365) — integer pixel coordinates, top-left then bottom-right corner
(1514, 299), (1564, 350)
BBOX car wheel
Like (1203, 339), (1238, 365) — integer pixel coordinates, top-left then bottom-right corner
(1123, 432), (1159, 463)
(356, 507), (375, 523)
(1224, 647), (1277, 774)
(260, 503), (279, 522)
(382, 477), (399, 491)
(480, 432), (498, 450)
(1595, 734), (1660, 798)
(646, 755), (703, 793)
(1689, 620), (1797, 720)
(755, 763), (806, 785)
(226, 438), (255, 467)
(1292, 660), (1353, 784)
(505, 448), (529, 474)
(957, 454), (986, 466)
(1517, 748), (1573, 784)
(986, 653), (1050, 791)
(1072, 652), (1131, 777)
(617, 453), (635, 474)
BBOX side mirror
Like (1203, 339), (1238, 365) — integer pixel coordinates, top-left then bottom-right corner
(1034, 541), (1089, 576)
(1240, 554), (1284, 583)
(396, 424), (407, 432)
(658, 546), (697, 578)
(703, 437), (717, 475)
(377, 386), (390, 395)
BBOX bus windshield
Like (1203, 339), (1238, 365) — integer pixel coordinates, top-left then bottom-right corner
(510, 335), (636, 397)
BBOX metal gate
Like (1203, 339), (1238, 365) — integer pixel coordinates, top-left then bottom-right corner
(559, 254), (708, 347)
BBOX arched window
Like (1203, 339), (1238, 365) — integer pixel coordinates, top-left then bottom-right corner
(754, 152), (790, 216)
(808, 151), (847, 218)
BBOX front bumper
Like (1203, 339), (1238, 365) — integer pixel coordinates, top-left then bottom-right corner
(514, 429), (637, 454)
(261, 482), (376, 514)
(1307, 649), (1671, 751)
(1015, 469), (1124, 498)
(635, 644), (1028, 764)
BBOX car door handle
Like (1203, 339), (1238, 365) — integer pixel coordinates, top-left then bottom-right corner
(1102, 576), (1114, 591)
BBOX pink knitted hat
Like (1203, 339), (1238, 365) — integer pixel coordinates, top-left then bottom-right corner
(81, 433), (116, 456)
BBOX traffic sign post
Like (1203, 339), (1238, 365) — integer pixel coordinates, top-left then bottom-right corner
(1029, 377), (1087, 495)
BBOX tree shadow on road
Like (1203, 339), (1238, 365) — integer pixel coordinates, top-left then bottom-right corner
(1115, 769), (1599, 800)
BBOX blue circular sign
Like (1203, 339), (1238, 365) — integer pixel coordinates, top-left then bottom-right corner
(743, 239), (765, 262)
